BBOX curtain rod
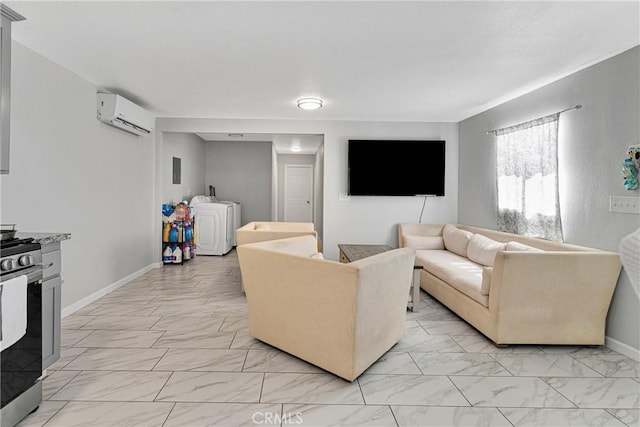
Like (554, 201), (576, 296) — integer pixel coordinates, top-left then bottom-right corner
(486, 104), (582, 135)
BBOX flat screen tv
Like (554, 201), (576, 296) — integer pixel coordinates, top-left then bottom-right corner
(348, 140), (445, 196)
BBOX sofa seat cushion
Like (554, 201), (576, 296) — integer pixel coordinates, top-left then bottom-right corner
(416, 250), (489, 307)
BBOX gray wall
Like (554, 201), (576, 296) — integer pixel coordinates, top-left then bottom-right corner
(1, 42), (156, 308)
(163, 132), (205, 204)
(204, 140), (272, 225)
(156, 119), (459, 261)
(458, 46), (640, 353)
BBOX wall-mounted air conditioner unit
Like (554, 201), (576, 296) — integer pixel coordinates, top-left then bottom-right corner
(97, 93), (154, 136)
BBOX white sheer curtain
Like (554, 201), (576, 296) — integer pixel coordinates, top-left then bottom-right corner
(495, 113), (563, 241)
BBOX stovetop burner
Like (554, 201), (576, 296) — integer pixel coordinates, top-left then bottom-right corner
(0, 238), (39, 258)
(1, 237), (34, 248)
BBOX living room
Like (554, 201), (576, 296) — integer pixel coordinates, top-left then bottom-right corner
(0, 1), (638, 426)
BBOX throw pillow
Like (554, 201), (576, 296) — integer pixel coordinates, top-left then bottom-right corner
(481, 267), (492, 295)
(403, 234), (445, 250)
(442, 224), (474, 257)
(506, 241), (543, 252)
(467, 234), (507, 267)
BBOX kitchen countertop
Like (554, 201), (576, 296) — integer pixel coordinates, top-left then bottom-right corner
(16, 232), (71, 245)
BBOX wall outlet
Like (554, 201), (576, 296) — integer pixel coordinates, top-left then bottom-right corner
(339, 193), (351, 202)
(610, 196), (640, 214)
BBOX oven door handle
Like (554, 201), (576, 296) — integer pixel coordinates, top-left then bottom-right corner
(36, 262), (54, 269)
(1, 265), (43, 284)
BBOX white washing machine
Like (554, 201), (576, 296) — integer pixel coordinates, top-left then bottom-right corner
(189, 196), (234, 256)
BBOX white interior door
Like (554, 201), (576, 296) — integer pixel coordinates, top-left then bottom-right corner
(284, 164), (313, 222)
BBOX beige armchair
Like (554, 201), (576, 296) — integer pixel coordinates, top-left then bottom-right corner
(236, 221), (321, 251)
(237, 235), (415, 382)
(236, 222), (321, 293)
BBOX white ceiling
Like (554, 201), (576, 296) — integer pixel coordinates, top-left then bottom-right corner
(6, 1), (640, 123)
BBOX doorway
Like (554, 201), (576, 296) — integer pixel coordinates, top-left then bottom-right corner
(284, 164), (314, 222)
(160, 131), (324, 242)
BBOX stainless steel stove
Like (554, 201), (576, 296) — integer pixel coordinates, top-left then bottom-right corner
(0, 232), (43, 427)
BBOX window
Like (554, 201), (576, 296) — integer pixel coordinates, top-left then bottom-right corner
(495, 114), (563, 241)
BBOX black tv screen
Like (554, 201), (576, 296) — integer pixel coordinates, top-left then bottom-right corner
(348, 140), (445, 196)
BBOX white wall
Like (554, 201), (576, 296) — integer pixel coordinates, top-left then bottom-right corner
(1, 42), (156, 308)
(162, 132), (205, 204)
(458, 46), (640, 356)
(204, 140), (272, 225)
(314, 143), (325, 241)
(156, 119), (459, 260)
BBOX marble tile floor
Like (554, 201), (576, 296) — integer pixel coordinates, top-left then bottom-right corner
(18, 250), (640, 427)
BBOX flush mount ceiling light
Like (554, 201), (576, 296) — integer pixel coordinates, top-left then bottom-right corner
(297, 97), (323, 111)
(228, 133), (244, 138)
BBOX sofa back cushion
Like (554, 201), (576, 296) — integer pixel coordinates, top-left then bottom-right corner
(443, 224), (474, 257)
(398, 223), (445, 248)
(403, 234), (445, 250)
(467, 234), (507, 267)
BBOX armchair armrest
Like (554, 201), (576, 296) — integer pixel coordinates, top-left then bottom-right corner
(350, 248), (415, 374)
(238, 246), (360, 379)
(490, 251), (622, 343)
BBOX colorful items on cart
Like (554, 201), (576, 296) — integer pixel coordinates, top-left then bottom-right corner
(162, 202), (196, 264)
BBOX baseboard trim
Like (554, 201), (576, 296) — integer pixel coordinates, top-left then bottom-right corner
(605, 336), (640, 362)
(61, 263), (160, 318)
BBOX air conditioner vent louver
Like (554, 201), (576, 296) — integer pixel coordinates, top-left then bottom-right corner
(97, 93), (154, 136)
(113, 117), (151, 135)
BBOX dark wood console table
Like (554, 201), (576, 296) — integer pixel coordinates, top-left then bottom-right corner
(338, 244), (393, 263)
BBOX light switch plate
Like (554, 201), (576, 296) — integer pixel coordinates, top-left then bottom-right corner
(610, 196), (640, 214)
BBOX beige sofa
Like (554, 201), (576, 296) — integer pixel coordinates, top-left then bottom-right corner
(399, 223), (622, 346)
(237, 235), (415, 381)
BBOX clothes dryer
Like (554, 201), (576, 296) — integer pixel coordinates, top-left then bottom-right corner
(189, 197), (233, 255)
(190, 196), (241, 247)
(224, 201), (241, 246)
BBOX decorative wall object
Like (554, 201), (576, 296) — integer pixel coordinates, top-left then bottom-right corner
(622, 145), (639, 190)
(628, 144), (640, 169)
